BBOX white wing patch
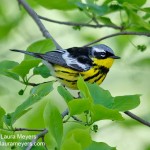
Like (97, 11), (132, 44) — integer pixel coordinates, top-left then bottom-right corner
(62, 51), (90, 71)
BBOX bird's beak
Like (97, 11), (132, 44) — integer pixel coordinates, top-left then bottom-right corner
(110, 55), (121, 59)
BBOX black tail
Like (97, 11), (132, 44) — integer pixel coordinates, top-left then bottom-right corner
(10, 49), (43, 59)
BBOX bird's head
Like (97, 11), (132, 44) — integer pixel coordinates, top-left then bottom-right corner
(90, 44), (120, 68)
(90, 44), (120, 59)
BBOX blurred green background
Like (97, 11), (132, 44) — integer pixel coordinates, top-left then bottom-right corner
(0, 0), (150, 150)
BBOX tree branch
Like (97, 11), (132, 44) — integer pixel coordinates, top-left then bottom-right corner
(124, 111), (150, 127)
(26, 129), (48, 150)
(17, 0), (62, 49)
(38, 15), (123, 30)
(20, 80), (57, 87)
(84, 31), (150, 46)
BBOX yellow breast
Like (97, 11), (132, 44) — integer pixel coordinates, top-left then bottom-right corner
(53, 58), (114, 89)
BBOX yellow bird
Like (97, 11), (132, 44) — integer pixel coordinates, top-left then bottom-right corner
(10, 44), (120, 89)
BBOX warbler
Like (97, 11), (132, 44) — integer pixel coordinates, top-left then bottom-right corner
(10, 44), (120, 89)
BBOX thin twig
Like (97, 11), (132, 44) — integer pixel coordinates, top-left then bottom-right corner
(38, 15), (122, 30)
(1, 127), (46, 132)
(62, 109), (82, 122)
(14, 128), (46, 132)
(124, 111), (150, 127)
(20, 80), (57, 87)
(17, 0), (62, 49)
(62, 109), (69, 119)
(26, 129), (48, 150)
(84, 31), (150, 46)
(72, 116), (82, 122)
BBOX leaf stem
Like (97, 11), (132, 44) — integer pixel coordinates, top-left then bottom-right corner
(19, 80), (56, 87)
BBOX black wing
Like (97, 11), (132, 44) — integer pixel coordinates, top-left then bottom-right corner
(10, 47), (93, 72)
(41, 47), (93, 72)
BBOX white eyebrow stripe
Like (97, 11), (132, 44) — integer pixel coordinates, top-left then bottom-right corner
(91, 47), (106, 56)
(93, 47), (105, 53)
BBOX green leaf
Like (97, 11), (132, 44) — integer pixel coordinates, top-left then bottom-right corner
(25, 39), (55, 60)
(4, 108), (32, 127)
(4, 82), (53, 126)
(0, 85), (8, 96)
(73, 25), (81, 30)
(91, 104), (124, 122)
(98, 17), (115, 25)
(76, 2), (87, 10)
(61, 128), (91, 150)
(0, 106), (5, 128)
(61, 136), (82, 150)
(18, 89), (24, 95)
(0, 61), (19, 73)
(44, 100), (63, 149)
(0, 60), (19, 80)
(124, 3), (150, 30)
(137, 45), (147, 52)
(107, 1), (122, 10)
(33, 64), (51, 78)
(112, 95), (140, 111)
(85, 0), (94, 4)
(142, 13), (150, 20)
(11, 60), (40, 78)
(35, 0), (81, 10)
(68, 99), (91, 116)
(76, 2), (109, 16)
(87, 83), (114, 108)
(85, 141), (116, 150)
(102, 0), (113, 5)
(57, 86), (74, 103)
(3, 113), (12, 127)
(118, 0), (146, 7)
(87, 3), (109, 16)
(77, 76), (92, 100)
(30, 82), (53, 97)
(141, 7), (150, 13)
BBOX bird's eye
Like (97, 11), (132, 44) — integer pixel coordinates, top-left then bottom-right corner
(93, 51), (106, 58)
(100, 52), (106, 57)
(91, 47), (107, 58)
